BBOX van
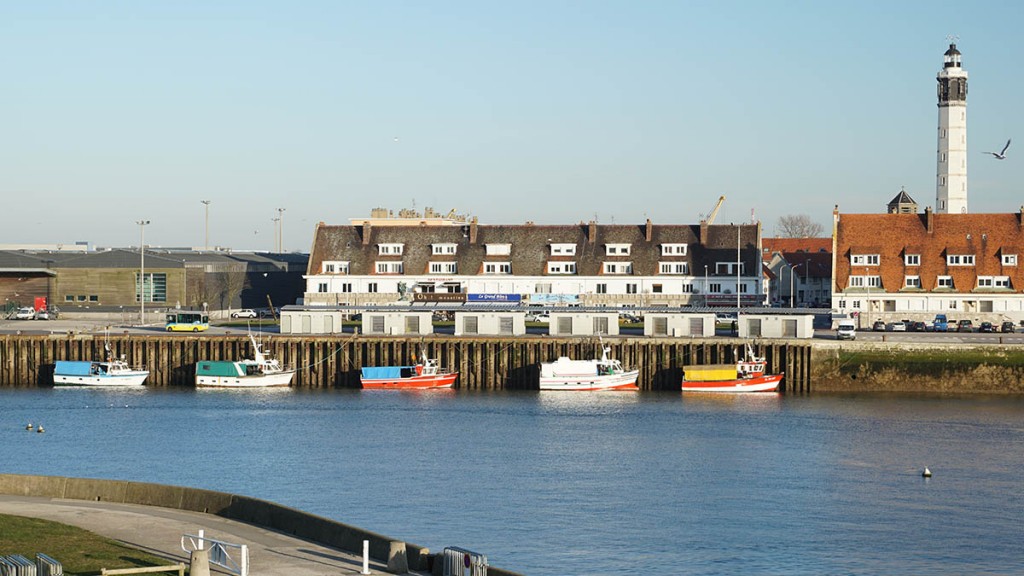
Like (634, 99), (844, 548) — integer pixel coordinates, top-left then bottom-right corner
(836, 320), (857, 340)
(933, 314), (949, 332)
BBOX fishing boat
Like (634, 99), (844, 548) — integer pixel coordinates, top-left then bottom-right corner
(195, 334), (295, 388)
(539, 340), (639, 391)
(360, 349), (458, 389)
(681, 343), (783, 393)
(53, 358), (149, 387)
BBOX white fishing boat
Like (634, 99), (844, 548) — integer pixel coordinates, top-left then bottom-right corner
(53, 337), (149, 387)
(195, 334), (295, 388)
(539, 340), (639, 391)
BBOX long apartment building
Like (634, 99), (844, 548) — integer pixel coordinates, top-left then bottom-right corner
(304, 211), (764, 308)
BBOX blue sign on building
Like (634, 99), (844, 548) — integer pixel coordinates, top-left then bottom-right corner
(467, 293), (522, 302)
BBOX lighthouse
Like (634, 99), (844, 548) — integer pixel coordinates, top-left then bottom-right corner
(936, 42), (968, 214)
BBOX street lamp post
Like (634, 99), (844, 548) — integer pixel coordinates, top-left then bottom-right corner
(137, 220), (150, 324)
(201, 200), (211, 251)
(277, 207), (286, 253)
(272, 217), (281, 252)
(789, 262), (804, 308)
(865, 267), (871, 323)
(704, 265), (709, 307)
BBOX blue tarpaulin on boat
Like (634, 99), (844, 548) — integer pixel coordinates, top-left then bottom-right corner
(360, 366), (413, 379)
(55, 361), (92, 376)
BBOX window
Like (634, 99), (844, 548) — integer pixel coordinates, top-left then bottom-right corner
(849, 276), (864, 288)
(317, 282), (328, 293)
(852, 275), (879, 288)
(89, 295), (99, 302)
(547, 262), (577, 274)
(978, 276), (993, 288)
(947, 254), (975, 266)
(937, 276), (953, 288)
(367, 282), (378, 293)
(738, 283), (748, 293)
(78, 295), (86, 302)
(851, 254), (880, 266)
(341, 283), (352, 293)
(905, 254), (920, 266)
(838, 299), (846, 308)
(1003, 254), (1018, 266)
(626, 283), (638, 294)
(429, 262), (458, 274)
(605, 244), (631, 256)
(535, 283), (552, 294)
(322, 261), (349, 274)
(550, 243), (576, 256)
(661, 243), (687, 256)
(596, 283), (607, 294)
(709, 283), (722, 293)
(375, 262), (404, 274)
(65, 295), (73, 302)
(135, 272), (167, 303)
(603, 262), (632, 275)
(715, 262), (745, 274)
(484, 262), (511, 274)
(995, 276), (1011, 288)
(652, 284), (663, 293)
(378, 243), (404, 255)
(682, 284), (694, 293)
(485, 244), (511, 256)
(905, 276), (921, 288)
(432, 243), (457, 255)
(659, 262), (689, 275)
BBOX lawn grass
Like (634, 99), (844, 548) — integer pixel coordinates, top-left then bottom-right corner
(0, 513), (177, 575)
(836, 348), (1024, 377)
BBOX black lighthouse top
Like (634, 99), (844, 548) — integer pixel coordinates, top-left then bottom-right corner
(944, 43), (962, 68)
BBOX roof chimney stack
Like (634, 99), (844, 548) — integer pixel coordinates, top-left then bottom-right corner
(588, 220), (597, 244)
(645, 219), (653, 242)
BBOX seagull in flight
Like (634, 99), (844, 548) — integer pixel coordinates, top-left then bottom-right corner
(985, 139), (1011, 159)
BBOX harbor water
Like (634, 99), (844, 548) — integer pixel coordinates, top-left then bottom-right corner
(1, 387), (1022, 575)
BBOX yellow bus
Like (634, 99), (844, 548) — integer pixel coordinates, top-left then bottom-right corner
(165, 312), (210, 332)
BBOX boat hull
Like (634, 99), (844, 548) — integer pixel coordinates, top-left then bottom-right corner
(539, 369), (640, 391)
(195, 371), (295, 388)
(681, 373), (783, 393)
(361, 372), (458, 390)
(53, 372), (149, 387)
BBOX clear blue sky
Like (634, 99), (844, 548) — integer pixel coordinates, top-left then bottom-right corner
(3, 1), (1023, 251)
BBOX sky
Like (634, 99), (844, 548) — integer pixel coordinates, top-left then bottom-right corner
(3, 1), (1024, 252)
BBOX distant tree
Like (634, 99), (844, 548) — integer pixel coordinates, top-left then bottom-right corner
(777, 214), (824, 238)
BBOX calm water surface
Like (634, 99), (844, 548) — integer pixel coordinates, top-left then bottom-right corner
(1, 388), (1022, 575)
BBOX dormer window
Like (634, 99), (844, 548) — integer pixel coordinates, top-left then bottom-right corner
(429, 262), (457, 274)
(375, 262), (404, 274)
(946, 254), (975, 266)
(1003, 254), (1018, 266)
(547, 262), (577, 274)
(432, 243), (457, 255)
(603, 262), (632, 275)
(484, 262), (511, 274)
(378, 243), (404, 256)
(550, 243), (576, 256)
(851, 254), (879, 266)
(605, 243), (631, 256)
(661, 243), (688, 256)
(322, 261), (349, 274)
(905, 254), (920, 266)
(485, 243), (511, 256)
(659, 262), (689, 275)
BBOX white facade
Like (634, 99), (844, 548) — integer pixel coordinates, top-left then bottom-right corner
(738, 314), (814, 339)
(361, 312), (434, 336)
(642, 314), (716, 337)
(454, 312), (527, 336)
(547, 312), (620, 336)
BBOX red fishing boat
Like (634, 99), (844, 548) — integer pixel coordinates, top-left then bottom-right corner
(681, 344), (783, 393)
(360, 349), (458, 389)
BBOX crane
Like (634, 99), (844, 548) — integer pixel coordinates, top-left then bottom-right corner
(701, 195), (726, 224)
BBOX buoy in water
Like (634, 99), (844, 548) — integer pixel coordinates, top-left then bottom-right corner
(922, 467), (932, 478)
(36, 426), (45, 433)
(26, 423), (33, 431)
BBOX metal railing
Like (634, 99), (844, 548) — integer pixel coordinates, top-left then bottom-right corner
(442, 546), (488, 576)
(0, 555), (36, 576)
(34, 555), (61, 576)
(181, 531), (248, 576)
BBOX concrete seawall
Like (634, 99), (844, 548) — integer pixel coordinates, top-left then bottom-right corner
(0, 474), (522, 576)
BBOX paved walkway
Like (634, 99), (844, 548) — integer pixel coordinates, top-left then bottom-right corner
(0, 495), (422, 575)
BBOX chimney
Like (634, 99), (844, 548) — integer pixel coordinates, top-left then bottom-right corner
(925, 206), (934, 233)
(470, 217), (478, 244)
(645, 219), (653, 242)
(588, 220), (597, 244)
(700, 220), (709, 246)
(362, 221), (371, 245)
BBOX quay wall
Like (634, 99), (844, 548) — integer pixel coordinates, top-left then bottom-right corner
(810, 342), (1024, 393)
(0, 474), (521, 575)
(0, 334), (814, 392)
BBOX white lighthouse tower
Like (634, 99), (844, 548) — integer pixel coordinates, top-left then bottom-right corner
(936, 42), (968, 214)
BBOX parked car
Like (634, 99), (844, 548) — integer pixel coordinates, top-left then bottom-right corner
(230, 309), (258, 319)
(34, 309), (52, 320)
(956, 319), (974, 332)
(836, 320), (857, 340)
(889, 321), (907, 332)
(978, 321), (995, 333)
(909, 321), (927, 332)
(13, 307), (36, 320)
(259, 308), (279, 319)
(872, 320), (886, 332)
(1000, 321), (1016, 333)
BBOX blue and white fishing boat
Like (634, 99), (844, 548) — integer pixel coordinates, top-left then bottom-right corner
(53, 358), (149, 387)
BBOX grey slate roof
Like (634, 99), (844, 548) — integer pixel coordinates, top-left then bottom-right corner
(308, 221), (760, 278)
